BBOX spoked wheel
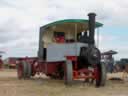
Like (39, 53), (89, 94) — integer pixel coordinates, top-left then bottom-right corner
(95, 62), (106, 87)
(64, 60), (73, 85)
(26, 62), (32, 78)
(17, 61), (32, 79)
(31, 63), (36, 77)
(17, 63), (23, 79)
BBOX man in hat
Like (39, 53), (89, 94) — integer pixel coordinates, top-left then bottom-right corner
(105, 54), (114, 73)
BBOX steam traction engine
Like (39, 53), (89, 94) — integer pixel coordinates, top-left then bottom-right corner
(17, 13), (106, 87)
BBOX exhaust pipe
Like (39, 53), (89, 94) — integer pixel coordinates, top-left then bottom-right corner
(88, 13), (96, 45)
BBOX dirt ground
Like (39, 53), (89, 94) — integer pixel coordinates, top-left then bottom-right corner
(0, 69), (128, 96)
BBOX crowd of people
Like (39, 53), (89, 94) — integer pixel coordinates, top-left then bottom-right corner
(102, 52), (128, 73)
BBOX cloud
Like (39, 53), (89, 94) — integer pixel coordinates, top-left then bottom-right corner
(0, 0), (48, 58)
(98, 34), (128, 60)
(0, 0), (128, 60)
(45, 0), (128, 28)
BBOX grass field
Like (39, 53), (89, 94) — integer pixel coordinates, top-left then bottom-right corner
(0, 69), (128, 96)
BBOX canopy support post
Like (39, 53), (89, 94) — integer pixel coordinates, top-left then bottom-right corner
(75, 23), (77, 56)
(97, 28), (100, 48)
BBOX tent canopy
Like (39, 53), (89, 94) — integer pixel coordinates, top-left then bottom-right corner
(102, 50), (118, 55)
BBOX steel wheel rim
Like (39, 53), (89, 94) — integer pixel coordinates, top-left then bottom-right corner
(18, 64), (23, 78)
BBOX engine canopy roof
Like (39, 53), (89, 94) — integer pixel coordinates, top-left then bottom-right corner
(41, 19), (103, 33)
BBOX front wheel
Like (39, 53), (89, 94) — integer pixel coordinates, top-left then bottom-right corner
(64, 60), (73, 85)
(95, 62), (107, 87)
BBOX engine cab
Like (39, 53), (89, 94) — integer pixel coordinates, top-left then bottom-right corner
(39, 14), (102, 69)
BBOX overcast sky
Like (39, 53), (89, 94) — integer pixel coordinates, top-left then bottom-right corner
(0, 0), (128, 60)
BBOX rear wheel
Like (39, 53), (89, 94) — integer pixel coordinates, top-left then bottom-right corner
(17, 61), (32, 79)
(26, 62), (32, 78)
(17, 61), (27, 79)
(17, 63), (23, 79)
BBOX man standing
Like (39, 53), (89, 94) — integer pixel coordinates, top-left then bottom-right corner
(107, 55), (114, 73)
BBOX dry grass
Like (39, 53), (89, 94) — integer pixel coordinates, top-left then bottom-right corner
(0, 69), (128, 96)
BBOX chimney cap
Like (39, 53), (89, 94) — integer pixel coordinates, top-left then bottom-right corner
(88, 13), (96, 16)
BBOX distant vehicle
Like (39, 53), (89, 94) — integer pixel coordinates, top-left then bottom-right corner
(17, 13), (106, 87)
(115, 58), (128, 72)
(120, 58), (128, 65)
(0, 51), (5, 69)
(5, 57), (18, 68)
(5, 57), (37, 69)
